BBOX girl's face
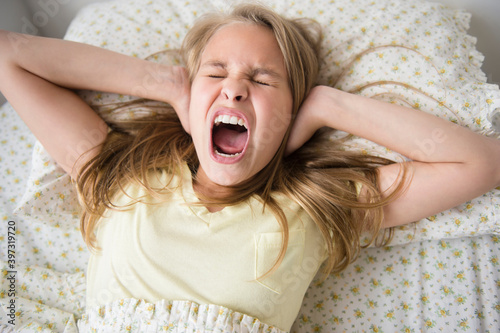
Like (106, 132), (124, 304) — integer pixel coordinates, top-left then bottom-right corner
(189, 23), (293, 187)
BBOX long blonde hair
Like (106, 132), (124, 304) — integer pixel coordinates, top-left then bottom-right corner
(77, 3), (407, 277)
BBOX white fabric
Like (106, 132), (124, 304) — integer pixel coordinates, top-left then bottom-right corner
(78, 299), (286, 333)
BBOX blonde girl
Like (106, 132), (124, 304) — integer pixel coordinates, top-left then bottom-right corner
(1, 3), (499, 331)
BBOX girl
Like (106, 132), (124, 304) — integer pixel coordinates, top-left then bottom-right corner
(1, 3), (499, 332)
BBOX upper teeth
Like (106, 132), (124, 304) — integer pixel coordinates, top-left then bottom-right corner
(214, 115), (247, 129)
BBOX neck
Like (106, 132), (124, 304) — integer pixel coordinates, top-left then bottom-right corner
(192, 167), (233, 212)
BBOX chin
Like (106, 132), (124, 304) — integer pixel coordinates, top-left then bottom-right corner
(206, 169), (248, 187)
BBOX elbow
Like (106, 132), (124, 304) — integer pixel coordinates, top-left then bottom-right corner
(476, 158), (500, 191)
(495, 161), (500, 189)
(0, 30), (14, 55)
(491, 139), (500, 188)
(469, 135), (500, 189)
(481, 140), (500, 189)
(0, 30), (9, 64)
(0, 30), (32, 61)
(0, 30), (16, 68)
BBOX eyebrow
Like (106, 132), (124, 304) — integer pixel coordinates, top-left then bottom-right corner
(200, 60), (284, 80)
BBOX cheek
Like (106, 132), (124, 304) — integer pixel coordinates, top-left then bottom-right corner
(188, 83), (208, 125)
(257, 109), (292, 153)
(187, 101), (204, 147)
(270, 95), (293, 137)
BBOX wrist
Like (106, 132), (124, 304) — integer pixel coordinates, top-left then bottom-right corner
(131, 64), (188, 105)
(127, 62), (167, 101)
(306, 85), (344, 129)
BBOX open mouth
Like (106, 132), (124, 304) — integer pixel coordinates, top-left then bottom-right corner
(212, 114), (249, 159)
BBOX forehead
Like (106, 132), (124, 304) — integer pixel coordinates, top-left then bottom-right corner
(199, 22), (287, 76)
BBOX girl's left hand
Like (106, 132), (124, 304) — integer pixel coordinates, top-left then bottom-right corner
(285, 85), (330, 155)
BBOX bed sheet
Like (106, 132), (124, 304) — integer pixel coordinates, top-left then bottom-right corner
(1, 0), (500, 331)
(1, 107), (499, 331)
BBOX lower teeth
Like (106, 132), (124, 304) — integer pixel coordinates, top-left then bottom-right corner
(215, 149), (241, 158)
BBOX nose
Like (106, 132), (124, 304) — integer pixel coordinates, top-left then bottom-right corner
(221, 78), (248, 102)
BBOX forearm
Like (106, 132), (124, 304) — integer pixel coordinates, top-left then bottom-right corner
(315, 86), (500, 171)
(306, 86), (500, 227)
(0, 30), (180, 104)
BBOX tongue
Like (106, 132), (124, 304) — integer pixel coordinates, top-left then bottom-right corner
(213, 127), (247, 155)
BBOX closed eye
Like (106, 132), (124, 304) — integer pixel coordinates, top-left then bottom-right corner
(253, 79), (270, 86)
(209, 75), (270, 86)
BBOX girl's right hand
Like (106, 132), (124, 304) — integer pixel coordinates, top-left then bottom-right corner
(164, 66), (191, 134)
(130, 63), (191, 132)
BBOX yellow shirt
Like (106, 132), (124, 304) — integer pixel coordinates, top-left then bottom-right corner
(86, 163), (327, 331)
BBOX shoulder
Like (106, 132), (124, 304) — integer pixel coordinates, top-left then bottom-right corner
(110, 165), (188, 207)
